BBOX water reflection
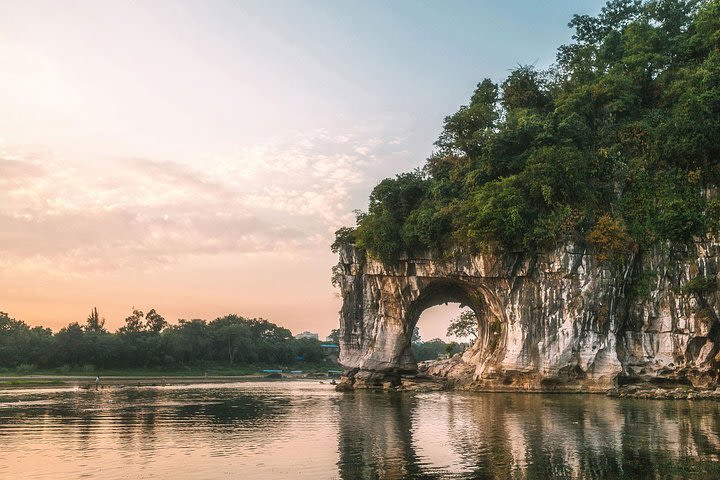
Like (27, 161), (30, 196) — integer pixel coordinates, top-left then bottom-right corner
(0, 382), (718, 479)
(337, 391), (720, 480)
(0, 382), (339, 479)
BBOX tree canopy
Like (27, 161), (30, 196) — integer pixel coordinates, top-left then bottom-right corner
(0, 310), (331, 372)
(446, 311), (479, 340)
(336, 0), (720, 263)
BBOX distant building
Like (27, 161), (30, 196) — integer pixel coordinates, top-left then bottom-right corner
(320, 344), (339, 355)
(295, 331), (319, 340)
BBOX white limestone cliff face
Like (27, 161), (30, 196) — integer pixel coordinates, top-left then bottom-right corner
(335, 235), (719, 392)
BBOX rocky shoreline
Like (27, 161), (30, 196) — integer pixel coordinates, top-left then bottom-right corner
(337, 376), (720, 400)
(610, 384), (720, 400)
(336, 362), (720, 400)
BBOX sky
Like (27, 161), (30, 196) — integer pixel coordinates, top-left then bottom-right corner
(0, 0), (608, 340)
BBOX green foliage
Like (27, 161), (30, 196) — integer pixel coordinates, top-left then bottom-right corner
(435, 79), (499, 159)
(681, 274), (718, 296)
(85, 307), (105, 333)
(293, 337), (324, 363)
(446, 310), (479, 340)
(411, 338), (464, 362)
(0, 312), (53, 368)
(331, 227), (356, 253)
(354, 171), (437, 261)
(0, 310), (334, 370)
(631, 268), (658, 300)
(444, 341), (459, 357)
(343, 0), (720, 263)
(501, 65), (552, 112)
(327, 328), (341, 345)
(707, 198), (720, 232)
(119, 309), (145, 334)
(145, 309), (167, 334)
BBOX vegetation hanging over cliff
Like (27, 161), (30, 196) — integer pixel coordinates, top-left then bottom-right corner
(335, 0), (720, 263)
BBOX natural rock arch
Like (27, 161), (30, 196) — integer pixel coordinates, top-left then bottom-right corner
(403, 279), (506, 377)
(334, 239), (720, 391)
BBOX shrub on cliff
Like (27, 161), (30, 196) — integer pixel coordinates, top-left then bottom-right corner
(338, 0), (720, 263)
(682, 274), (718, 296)
(587, 214), (632, 264)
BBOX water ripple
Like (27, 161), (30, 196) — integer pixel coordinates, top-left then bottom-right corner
(0, 382), (719, 479)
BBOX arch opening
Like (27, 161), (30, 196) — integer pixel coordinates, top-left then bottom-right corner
(402, 280), (505, 373)
(412, 302), (475, 361)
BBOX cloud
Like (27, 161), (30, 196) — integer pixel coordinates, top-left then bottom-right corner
(0, 128), (407, 273)
(0, 153), (45, 185)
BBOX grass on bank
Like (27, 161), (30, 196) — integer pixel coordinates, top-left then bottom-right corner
(0, 379), (66, 386)
(0, 361), (341, 378)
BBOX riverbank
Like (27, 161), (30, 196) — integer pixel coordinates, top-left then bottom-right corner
(0, 375), (271, 389)
(609, 385), (720, 401)
(0, 363), (336, 376)
(0, 367), (339, 390)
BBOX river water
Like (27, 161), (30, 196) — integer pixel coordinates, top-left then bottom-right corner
(0, 380), (719, 479)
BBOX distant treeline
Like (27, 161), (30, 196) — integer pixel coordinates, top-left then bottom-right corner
(0, 309), (338, 371)
(412, 339), (466, 362)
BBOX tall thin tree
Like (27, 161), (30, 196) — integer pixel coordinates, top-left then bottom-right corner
(85, 307), (105, 333)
